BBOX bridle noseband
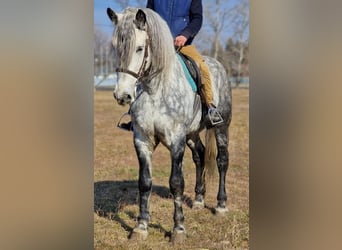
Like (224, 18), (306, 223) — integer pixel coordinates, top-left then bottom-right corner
(115, 37), (150, 83)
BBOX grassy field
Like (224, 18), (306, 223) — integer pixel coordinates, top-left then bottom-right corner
(94, 88), (249, 249)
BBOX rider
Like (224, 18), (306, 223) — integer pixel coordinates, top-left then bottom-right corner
(147, 0), (223, 125)
(118, 0), (223, 131)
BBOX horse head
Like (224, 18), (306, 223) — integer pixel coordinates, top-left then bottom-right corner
(107, 8), (151, 106)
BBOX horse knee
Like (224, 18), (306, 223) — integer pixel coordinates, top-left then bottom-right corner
(169, 175), (184, 195)
(139, 177), (152, 193)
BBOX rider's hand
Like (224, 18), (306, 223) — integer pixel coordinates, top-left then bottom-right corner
(174, 35), (187, 47)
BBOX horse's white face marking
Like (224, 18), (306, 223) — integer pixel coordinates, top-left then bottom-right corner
(113, 28), (150, 106)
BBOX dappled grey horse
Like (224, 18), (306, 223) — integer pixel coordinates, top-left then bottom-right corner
(107, 7), (232, 242)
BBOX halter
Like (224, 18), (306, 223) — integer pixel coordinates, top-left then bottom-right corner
(115, 37), (150, 84)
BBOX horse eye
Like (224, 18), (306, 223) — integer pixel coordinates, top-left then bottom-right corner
(136, 46), (143, 53)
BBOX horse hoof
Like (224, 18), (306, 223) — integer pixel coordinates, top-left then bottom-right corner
(214, 206), (228, 216)
(130, 227), (148, 241)
(171, 228), (186, 243)
(192, 200), (205, 209)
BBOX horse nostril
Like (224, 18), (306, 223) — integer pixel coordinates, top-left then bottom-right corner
(114, 93), (132, 105)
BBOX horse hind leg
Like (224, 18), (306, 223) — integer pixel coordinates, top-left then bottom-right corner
(214, 127), (229, 215)
(186, 135), (206, 209)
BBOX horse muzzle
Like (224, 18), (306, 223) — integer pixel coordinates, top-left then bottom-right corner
(113, 91), (133, 106)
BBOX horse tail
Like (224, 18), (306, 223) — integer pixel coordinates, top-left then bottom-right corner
(204, 128), (217, 178)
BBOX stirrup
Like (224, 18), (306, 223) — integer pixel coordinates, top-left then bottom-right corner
(208, 107), (224, 126)
(117, 112), (133, 131)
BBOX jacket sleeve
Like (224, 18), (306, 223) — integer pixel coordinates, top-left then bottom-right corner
(146, 0), (154, 9)
(180, 0), (203, 39)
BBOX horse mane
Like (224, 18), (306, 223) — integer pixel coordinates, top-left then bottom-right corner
(113, 7), (176, 80)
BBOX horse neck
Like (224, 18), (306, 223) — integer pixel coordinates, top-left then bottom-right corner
(143, 51), (179, 94)
(145, 53), (193, 103)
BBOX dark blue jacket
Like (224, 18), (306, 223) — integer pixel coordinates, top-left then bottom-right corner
(147, 0), (203, 45)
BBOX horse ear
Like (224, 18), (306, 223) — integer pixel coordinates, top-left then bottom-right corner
(134, 9), (147, 30)
(107, 8), (118, 24)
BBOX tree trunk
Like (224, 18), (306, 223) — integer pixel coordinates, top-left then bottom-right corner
(237, 45), (244, 86)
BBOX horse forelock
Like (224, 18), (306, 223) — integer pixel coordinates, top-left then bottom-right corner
(113, 8), (136, 69)
(113, 7), (175, 80)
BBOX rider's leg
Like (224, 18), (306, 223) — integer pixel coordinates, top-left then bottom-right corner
(180, 46), (223, 125)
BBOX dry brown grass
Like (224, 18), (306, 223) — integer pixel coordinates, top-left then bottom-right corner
(94, 88), (249, 249)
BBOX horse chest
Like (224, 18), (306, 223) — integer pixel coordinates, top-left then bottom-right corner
(135, 109), (170, 131)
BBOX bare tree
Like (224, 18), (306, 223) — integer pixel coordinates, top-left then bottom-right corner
(94, 27), (112, 76)
(202, 0), (233, 60)
(114, 0), (146, 9)
(94, 27), (109, 56)
(231, 0), (249, 84)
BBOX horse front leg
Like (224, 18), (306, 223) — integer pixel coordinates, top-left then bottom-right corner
(130, 135), (154, 240)
(169, 137), (186, 243)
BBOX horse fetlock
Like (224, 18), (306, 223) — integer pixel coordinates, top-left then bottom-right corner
(193, 195), (205, 209)
(173, 225), (186, 233)
(194, 194), (204, 202)
(217, 199), (227, 207)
